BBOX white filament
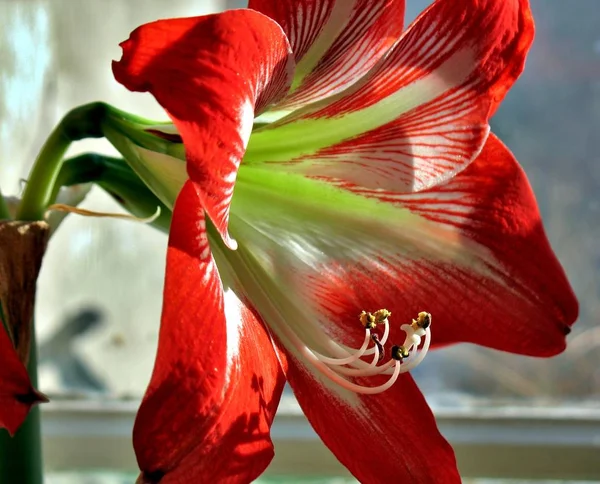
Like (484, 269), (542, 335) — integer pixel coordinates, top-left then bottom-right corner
(397, 324), (431, 372)
(284, 316), (431, 395)
(314, 329), (372, 366)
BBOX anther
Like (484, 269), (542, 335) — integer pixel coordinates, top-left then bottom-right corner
(391, 345), (410, 361)
(359, 311), (376, 329)
(372, 308), (391, 324)
(411, 311), (431, 330)
(288, 309), (431, 394)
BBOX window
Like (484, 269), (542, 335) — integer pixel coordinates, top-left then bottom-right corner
(1, 0), (598, 481)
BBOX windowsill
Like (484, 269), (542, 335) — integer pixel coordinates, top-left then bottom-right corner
(41, 396), (600, 480)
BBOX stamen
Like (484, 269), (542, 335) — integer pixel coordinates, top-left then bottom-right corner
(308, 355), (402, 395)
(333, 358), (396, 377)
(359, 312), (390, 356)
(397, 322), (431, 372)
(283, 309), (432, 395)
(372, 308), (391, 323)
(412, 311), (431, 330)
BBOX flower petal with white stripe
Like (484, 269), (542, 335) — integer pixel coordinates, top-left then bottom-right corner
(134, 181), (286, 483)
(249, 0), (406, 110)
(113, 9), (295, 249)
(245, 0), (533, 193)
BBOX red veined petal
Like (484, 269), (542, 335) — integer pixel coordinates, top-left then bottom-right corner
(0, 322), (47, 436)
(249, 0), (406, 109)
(246, 0), (533, 193)
(276, 91), (491, 193)
(383, 133), (578, 351)
(209, 221), (460, 481)
(134, 180), (286, 483)
(314, 0), (533, 118)
(113, 10), (295, 248)
(284, 359), (460, 483)
(222, 130), (576, 480)
(249, 0), (347, 64)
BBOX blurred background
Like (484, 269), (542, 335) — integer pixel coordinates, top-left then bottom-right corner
(1, 0), (599, 481)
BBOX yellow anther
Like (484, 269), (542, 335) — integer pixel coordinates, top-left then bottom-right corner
(411, 311), (431, 330)
(360, 309), (391, 329)
(372, 308), (391, 324)
(359, 311), (376, 329)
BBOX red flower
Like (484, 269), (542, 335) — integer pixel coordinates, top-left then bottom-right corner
(113, 1), (578, 482)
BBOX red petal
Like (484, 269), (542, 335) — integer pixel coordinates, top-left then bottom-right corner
(134, 180), (286, 483)
(113, 10), (295, 248)
(0, 323), (47, 436)
(389, 134), (578, 352)
(248, 0), (533, 194)
(281, 352), (460, 483)
(250, 0), (406, 109)
(283, 91), (491, 193)
(316, 0), (533, 117)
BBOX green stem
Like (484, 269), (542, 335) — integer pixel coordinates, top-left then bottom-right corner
(0, 327), (43, 484)
(17, 103), (107, 221)
(17, 102), (172, 221)
(0, 185), (11, 220)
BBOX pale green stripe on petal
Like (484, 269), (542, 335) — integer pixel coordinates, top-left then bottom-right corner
(235, 165), (416, 228)
(233, 165), (493, 276)
(245, 46), (474, 165)
(290, 0), (358, 91)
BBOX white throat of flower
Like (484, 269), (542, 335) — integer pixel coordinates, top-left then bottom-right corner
(212, 210), (432, 397)
(284, 310), (432, 395)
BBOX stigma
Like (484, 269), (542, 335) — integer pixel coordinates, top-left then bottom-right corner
(291, 309), (432, 395)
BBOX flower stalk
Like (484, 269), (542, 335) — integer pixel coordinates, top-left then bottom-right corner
(0, 186), (11, 220)
(17, 103), (107, 221)
(17, 102), (172, 222)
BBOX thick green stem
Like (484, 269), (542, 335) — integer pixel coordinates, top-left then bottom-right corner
(17, 102), (171, 221)
(17, 103), (107, 221)
(0, 327), (43, 484)
(0, 103), (173, 483)
(0, 186), (10, 220)
(16, 126), (70, 221)
(6, 103), (109, 482)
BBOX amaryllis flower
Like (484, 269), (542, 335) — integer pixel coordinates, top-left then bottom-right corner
(113, 0), (578, 482)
